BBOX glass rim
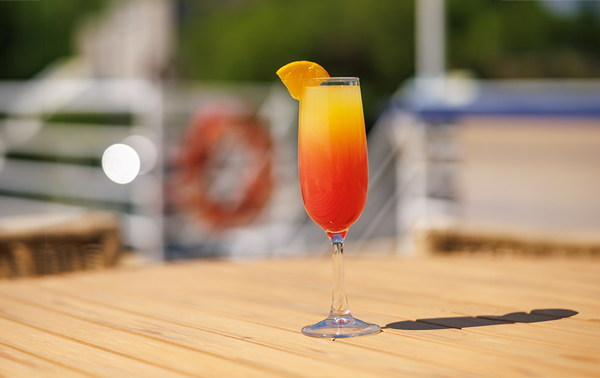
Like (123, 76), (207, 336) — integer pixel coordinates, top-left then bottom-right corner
(303, 77), (359, 86)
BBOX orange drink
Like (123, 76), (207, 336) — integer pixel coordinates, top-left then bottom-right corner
(299, 80), (368, 238)
(277, 61), (379, 338)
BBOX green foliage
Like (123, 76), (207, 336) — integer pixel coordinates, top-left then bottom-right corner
(45, 112), (133, 126)
(178, 0), (415, 124)
(447, 0), (600, 78)
(179, 0), (600, 120)
(2, 0), (599, 123)
(0, 0), (105, 80)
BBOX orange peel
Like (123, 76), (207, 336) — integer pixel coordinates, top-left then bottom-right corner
(276, 61), (329, 100)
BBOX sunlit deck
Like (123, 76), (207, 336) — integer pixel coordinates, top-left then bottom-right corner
(0, 253), (598, 377)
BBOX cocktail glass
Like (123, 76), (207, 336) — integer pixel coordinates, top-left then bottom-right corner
(298, 77), (380, 338)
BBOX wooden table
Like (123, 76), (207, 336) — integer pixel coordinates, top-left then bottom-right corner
(0, 254), (599, 377)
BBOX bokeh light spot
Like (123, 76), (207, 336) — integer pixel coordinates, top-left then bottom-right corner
(102, 144), (140, 184)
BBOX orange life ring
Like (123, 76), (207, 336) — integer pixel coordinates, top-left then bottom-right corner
(170, 98), (273, 229)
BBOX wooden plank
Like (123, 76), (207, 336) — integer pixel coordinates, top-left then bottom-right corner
(373, 257), (600, 297)
(373, 255), (600, 284)
(0, 317), (189, 378)
(0, 282), (478, 378)
(0, 342), (93, 378)
(134, 258), (600, 335)
(79, 261), (600, 376)
(163, 263), (600, 339)
(244, 255), (600, 298)
(208, 257), (600, 323)
(22, 267), (597, 377)
(344, 259), (600, 323)
(0, 295), (290, 378)
(1, 255), (598, 377)
(87, 258), (599, 328)
(90, 283), (598, 377)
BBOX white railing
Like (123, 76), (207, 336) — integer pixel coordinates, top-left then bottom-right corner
(0, 79), (164, 262)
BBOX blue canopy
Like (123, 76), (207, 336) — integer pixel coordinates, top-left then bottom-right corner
(395, 79), (600, 123)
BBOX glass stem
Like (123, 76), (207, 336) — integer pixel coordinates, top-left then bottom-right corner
(330, 233), (351, 317)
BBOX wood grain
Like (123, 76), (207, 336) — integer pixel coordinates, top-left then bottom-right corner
(0, 255), (598, 377)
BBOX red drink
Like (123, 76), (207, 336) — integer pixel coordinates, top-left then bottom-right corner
(298, 83), (368, 237)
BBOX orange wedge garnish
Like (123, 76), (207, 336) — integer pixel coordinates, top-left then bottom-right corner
(276, 61), (329, 100)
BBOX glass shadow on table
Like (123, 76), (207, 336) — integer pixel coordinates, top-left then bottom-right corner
(384, 309), (578, 330)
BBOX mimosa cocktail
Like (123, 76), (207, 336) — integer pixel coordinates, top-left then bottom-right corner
(299, 80), (368, 238)
(277, 61), (380, 338)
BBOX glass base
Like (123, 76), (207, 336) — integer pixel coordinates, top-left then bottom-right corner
(302, 315), (380, 338)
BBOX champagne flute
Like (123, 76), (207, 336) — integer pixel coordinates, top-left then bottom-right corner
(298, 77), (380, 338)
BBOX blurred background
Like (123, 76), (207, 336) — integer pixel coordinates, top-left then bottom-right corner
(0, 0), (599, 277)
